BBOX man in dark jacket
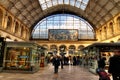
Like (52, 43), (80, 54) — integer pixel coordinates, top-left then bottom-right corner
(52, 55), (60, 74)
(98, 57), (106, 69)
(108, 50), (120, 80)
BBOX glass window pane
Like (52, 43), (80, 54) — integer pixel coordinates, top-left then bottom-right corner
(47, 17), (53, 21)
(80, 3), (86, 10)
(75, 1), (81, 8)
(82, 0), (89, 4)
(41, 3), (47, 10)
(46, 0), (50, 2)
(41, 21), (46, 26)
(77, 0), (82, 2)
(67, 16), (73, 21)
(64, 0), (69, 4)
(47, 1), (52, 7)
(60, 15), (66, 20)
(70, 0), (75, 6)
(58, 0), (63, 4)
(39, 0), (45, 4)
(40, 25), (46, 29)
(54, 16), (59, 20)
(47, 25), (53, 29)
(52, 0), (58, 6)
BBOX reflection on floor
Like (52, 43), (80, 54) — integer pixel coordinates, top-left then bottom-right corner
(0, 64), (100, 80)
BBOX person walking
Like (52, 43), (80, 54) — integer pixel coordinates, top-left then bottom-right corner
(52, 55), (60, 74)
(98, 57), (106, 69)
(73, 56), (77, 65)
(108, 50), (120, 80)
(60, 56), (64, 69)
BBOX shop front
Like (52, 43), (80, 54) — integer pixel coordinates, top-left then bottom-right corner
(0, 37), (5, 72)
(82, 43), (120, 74)
(3, 42), (40, 73)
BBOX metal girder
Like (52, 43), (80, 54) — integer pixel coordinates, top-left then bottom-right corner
(7, 0), (18, 10)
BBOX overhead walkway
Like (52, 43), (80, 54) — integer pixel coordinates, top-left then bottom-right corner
(0, 64), (100, 80)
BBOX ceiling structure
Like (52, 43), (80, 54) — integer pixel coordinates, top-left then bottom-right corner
(0, 0), (120, 31)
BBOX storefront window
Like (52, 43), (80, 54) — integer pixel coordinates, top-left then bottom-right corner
(4, 47), (31, 70)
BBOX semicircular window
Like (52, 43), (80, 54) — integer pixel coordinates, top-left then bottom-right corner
(32, 14), (95, 40)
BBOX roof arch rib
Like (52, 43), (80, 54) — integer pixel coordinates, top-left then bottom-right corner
(30, 5), (96, 32)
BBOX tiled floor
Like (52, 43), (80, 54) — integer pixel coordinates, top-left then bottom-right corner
(0, 64), (101, 80)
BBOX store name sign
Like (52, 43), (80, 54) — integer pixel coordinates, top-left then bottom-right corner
(19, 56), (29, 58)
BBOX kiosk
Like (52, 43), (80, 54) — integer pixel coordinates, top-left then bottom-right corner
(82, 43), (120, 74)
(3, 41), (40, 73)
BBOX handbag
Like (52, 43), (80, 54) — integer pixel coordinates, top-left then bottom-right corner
(96, 68), (110, 80)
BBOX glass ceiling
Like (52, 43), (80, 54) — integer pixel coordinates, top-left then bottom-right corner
(38, 0), (89, 10)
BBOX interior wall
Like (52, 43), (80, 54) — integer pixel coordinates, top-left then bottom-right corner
(0, 5), (30, 41)
(96, 13), (120, 43)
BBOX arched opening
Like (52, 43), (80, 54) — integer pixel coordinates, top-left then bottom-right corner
(59, 45), (66, 56)
(6, 36), (13, 41)
(110, 41), (114, 43)
(109, 22), (114, 36)
(117, 17), (120, 30)
(0, 8), (3, 26)
(104, 26), (107, 39)
(14, 21), (19, 34)
(50, 45), (58, 54)
(68, 45), (76, 54)
(117, 38), (120, 42)
(6, 16), (12, 31)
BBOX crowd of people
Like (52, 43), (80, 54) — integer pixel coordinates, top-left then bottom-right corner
(47, 50), (120, 80)
(50, 55), (84, 74)
(97, 50), (120, 80)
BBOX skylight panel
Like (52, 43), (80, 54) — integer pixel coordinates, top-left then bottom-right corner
(38, 0), (89, 11)
(41, 3), (47, 10)
(39, 0), (45, 4)
(75, 1), (81, 8)
(82, 0), (89, 4)
(46, 0), (50, 2)
(47, 1), (52, 7)
(77, 0), (82, 2)
(58, 0), (63, 4)
(80, 3), (86, 10)
(52, 0), (58, 6)
(70, 0), (75, 6)
(64, 0), (69, 4)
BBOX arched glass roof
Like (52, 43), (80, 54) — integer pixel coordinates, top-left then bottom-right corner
(32, 14), (95, 40)
(38, 0), (89, 10)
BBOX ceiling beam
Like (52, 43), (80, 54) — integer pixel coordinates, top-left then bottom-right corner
(7, 0), (19, 10)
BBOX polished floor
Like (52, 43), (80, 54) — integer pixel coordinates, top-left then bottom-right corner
(0, 64), (111, 80)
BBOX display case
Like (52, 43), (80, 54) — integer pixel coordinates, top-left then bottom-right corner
(3, 42), (40, 73)
(82, 43), (120, 74)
